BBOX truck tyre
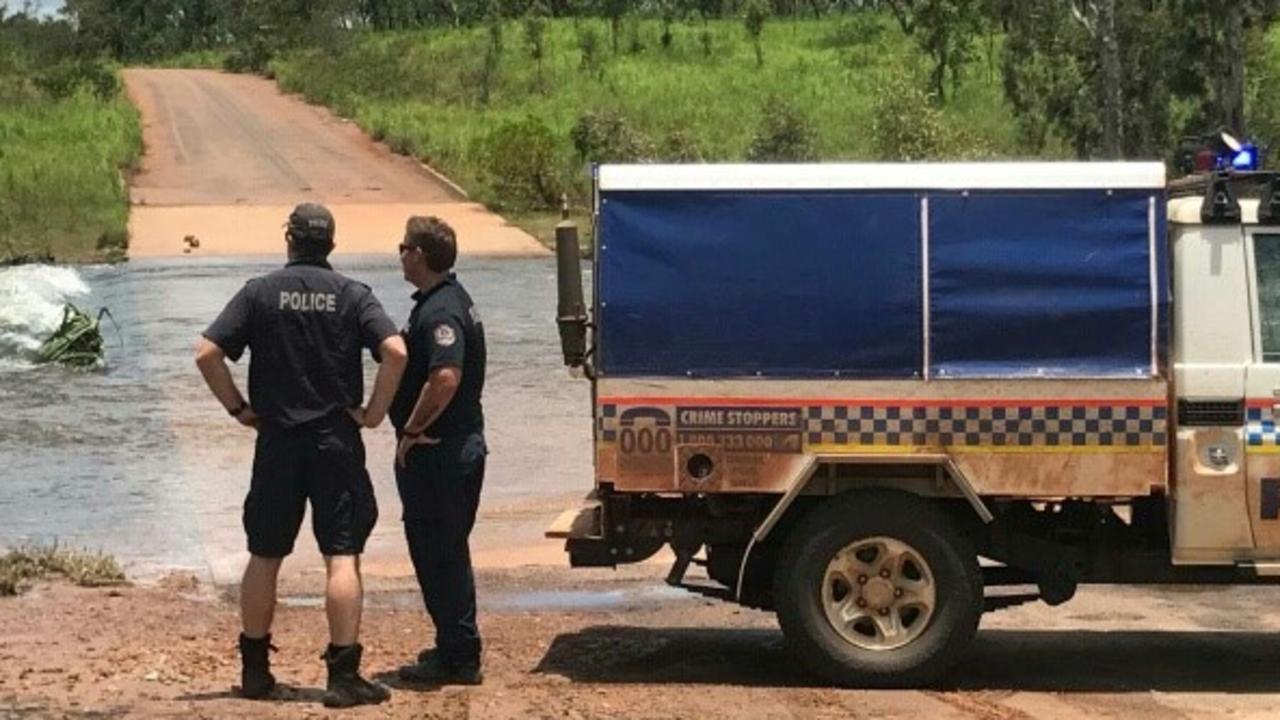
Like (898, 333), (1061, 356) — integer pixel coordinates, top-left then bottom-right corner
(773, 489), (982, 687)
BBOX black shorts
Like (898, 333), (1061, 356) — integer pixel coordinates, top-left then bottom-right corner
(244, 414), (378, 558)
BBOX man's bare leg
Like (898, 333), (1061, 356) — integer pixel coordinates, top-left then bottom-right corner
(324, 554), (362, 646)
(241, 555), (283, 638)
(320, 554), (388, 707)
(239, 555), (283, 699)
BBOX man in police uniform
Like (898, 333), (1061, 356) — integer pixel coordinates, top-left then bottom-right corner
(195, 203), (406, 708)
(390, 216), (487, 685)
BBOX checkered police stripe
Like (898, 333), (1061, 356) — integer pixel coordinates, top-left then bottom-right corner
(596, 402), (1167, 449)
(1247, 406), (1279, 447)
(598, 403), (618, 442)
(804, 404), (1166, 448)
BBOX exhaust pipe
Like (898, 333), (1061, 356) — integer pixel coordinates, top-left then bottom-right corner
(555, 195), (588, 367)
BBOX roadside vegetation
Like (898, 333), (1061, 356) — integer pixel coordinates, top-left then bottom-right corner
(0, 15), (141, 264)
(257, 2), (1280, 243)
(4, 1), (1280, 255)
(0, 545), (126, 597)
(270, 16), (1018, 218)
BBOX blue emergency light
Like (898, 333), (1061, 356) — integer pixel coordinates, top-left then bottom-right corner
(1181, 131), (1263, 174)
(1231, 144), (1259, 170)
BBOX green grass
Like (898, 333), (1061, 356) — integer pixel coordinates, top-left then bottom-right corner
(507, 208), (595, 255)
(270, 15), (1033, 219)
(0, 545), (126, 597)
(0, 87), (142, 264)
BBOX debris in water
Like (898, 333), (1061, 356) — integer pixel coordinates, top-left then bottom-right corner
(35, 304), (116, 368)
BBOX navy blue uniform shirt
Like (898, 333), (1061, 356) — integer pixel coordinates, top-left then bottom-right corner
(389, 274), (486, 437)
(203, 259), (399, 428)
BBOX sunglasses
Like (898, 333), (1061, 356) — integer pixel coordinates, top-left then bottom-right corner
(398, 243), (416, 254)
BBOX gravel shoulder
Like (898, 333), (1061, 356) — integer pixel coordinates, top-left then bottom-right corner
(5, 568), (1280, 719)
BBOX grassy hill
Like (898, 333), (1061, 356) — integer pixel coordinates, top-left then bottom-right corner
(17, 11), (1260, 263)
(271, 15), (1043, 225)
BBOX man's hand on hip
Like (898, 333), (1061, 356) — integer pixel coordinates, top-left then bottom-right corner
(396, 433), (439, 468)
(235, 405), (261, 429)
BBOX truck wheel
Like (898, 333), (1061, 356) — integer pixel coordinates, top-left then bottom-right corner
(773, 490), (982, 687)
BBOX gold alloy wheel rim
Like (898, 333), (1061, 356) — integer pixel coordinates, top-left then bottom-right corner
(821, 536), (937, 651)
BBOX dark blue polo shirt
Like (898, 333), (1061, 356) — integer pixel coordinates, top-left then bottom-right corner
(203, 259), (399, 428)
(389, 274), (486, 437)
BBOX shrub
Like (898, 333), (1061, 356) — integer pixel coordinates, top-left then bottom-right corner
(0, 545), (126, 597)
(746, 97), (817, 161)
(871, 71), (947, 160)
(663, 130), (703, 162)
(478, 115), (561, 210)
(223, 36), (274, 74)
(33, 60), (120, 101)
(569, 110), (655, 163)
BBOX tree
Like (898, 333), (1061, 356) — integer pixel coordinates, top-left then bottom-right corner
(1246, 13), (1280, 154)
(883, 0), (981, 104)
(480, 0), (503, 104)
(1176, 1), (1280, 140)
(1066, 0), (1122, 158)
(1222, 1), (1246, 135)
(523, 0), (548, 88)
(743, 0), (768, 67)
(657, 0), (678, 50)
(694, 0), (721, 24)
(997, 0), (1280, 161)
(999, 0), (1178, 159)
(602, 0), (626, 53)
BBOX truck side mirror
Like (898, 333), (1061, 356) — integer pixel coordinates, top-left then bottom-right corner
(555, 197), (589, 367)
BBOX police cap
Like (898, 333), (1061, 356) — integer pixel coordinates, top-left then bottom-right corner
(287, 203), (335, 243)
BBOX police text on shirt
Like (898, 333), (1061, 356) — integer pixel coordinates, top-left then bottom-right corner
(279, 291), (337, 312)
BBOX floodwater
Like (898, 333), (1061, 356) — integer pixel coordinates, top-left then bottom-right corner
(0, 256), (594, 582)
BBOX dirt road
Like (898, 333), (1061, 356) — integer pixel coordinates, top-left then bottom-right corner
(5, 571), (1280, 719)
(121, 69), (546, 257)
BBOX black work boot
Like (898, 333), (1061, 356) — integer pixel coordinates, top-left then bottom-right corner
(238, 633), (277, 700)
(398, 652), (483, 686)
(322, 643), (390, 708)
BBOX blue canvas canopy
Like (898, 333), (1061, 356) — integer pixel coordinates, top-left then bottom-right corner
(594, 163), (1168, 380)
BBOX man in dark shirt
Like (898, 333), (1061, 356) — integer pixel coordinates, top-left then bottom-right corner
(195, 203), (406, 708)
(389, 216), (488, 685)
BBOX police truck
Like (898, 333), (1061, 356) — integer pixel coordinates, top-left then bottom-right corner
(547, 161), (1280, 686)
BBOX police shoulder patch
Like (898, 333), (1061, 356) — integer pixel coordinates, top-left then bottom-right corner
(433, 323), (457, 347)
